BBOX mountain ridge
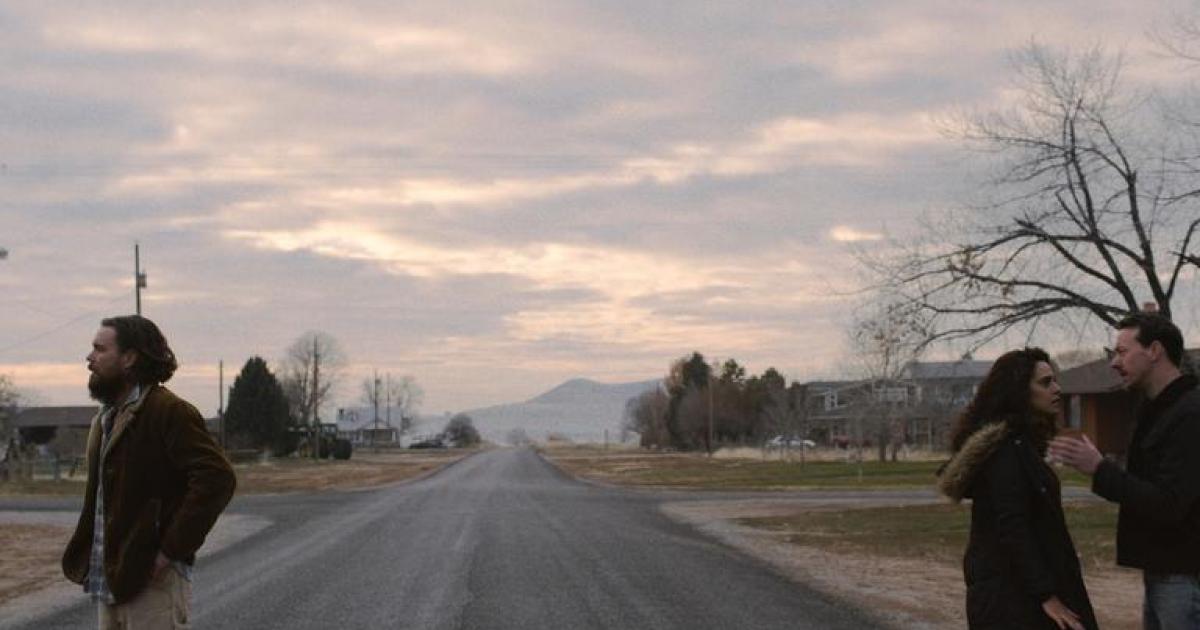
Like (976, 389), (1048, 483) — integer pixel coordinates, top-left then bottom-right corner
(465, 377), (660, 444)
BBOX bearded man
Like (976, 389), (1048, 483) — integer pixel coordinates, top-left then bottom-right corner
(62, 315), (236, 629)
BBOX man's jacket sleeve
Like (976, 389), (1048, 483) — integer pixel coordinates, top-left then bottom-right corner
(1092, 421), (1200, 529)
(158, 398), (236, 561)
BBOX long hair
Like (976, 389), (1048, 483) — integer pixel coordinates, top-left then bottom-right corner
(101, 315), (178, 385)
(949, 347), (1054, 453)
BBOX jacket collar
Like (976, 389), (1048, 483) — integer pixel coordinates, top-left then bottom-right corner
(937, 421), (1008, 503)
(101, 384), (155, 460)
(1140, 374), (1199, 451)
(1146, 374), (1197, 418)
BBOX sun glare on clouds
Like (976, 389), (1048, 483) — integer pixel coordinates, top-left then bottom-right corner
(829, 225), (883, 243)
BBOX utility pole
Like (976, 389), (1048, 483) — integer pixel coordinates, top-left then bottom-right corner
(218, 360), (225, 450)
(372, 370), (380, 452)
(134, 243), (148, 315)
(312, 339), (321, 460)
(707, 376), (714, 457)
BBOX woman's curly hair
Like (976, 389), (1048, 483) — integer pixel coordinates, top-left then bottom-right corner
(101, 315), (178, 385)
(948, 347), (1056, 454)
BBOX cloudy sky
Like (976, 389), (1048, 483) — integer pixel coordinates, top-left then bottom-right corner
(1, 1), (1195, 417)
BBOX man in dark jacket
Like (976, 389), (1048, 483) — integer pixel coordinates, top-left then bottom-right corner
(63, 315), (236, 629)
(1050, 313), (1200, 629)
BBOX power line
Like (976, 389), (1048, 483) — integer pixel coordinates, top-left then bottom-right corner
(0, 293), (128, 356)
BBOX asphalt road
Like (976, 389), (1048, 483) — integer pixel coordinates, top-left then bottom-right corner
(6, 448), (886, 629)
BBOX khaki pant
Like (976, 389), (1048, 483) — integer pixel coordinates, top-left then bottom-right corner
(98, 568), (191, 630)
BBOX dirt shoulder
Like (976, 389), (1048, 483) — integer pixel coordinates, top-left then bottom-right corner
(0, 523), (71, 607)
(232, 449), (470, 494)
(664, 499), (1141, 630)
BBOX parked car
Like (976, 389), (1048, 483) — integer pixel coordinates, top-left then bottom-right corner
(766, 436), (816, 449)
(409, 435), (447, 449)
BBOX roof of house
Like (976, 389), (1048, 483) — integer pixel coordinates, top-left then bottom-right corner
(803, 380), (861, 391)
(902, 360), (993, 380)
(13, 406), (98, 428)
(1060, 348), (1200, 395)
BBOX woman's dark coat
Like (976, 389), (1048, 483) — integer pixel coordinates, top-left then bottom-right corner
(938, 422), (1099, 629)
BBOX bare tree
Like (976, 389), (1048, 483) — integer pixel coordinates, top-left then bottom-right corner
(361, 372), (382, 449)
(859, 44), (1199, 348)
(386, 374), (422, 436)
(280, 331), (346, 459)
(848, 298), (932, 463)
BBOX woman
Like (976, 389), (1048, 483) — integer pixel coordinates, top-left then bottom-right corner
(937, 348), (1098, 629)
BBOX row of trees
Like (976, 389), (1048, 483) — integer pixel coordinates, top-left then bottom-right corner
(624, 353), (807, 453)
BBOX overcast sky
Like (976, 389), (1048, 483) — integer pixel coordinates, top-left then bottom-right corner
(1, 1), (1195, 417)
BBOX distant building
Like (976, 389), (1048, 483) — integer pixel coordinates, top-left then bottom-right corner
(336, 408), (402, 445)
(803, 359), (993, 450)
(11, 406), (98, 458)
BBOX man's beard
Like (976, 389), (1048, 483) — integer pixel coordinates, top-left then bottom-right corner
(88, 371), (125, 405)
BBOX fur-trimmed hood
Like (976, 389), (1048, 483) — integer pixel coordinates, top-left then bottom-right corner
(937, 421), (1009, 503)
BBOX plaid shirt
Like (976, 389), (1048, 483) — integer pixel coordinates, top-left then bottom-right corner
(85, 385), (142, 604)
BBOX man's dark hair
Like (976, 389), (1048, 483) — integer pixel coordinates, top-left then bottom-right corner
(1116, 313), (1184, 367)
(101, 315), (178, 385)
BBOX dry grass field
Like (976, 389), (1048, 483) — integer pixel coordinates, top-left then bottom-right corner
(0, 449), (471, 497)
(541, 444), (1092, 490)
(231, 449), (469, 494)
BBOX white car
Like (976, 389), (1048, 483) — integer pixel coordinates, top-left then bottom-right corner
(766, 436), (816, 448)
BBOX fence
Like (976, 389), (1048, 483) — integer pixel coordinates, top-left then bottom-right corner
(0, 456), (86, 482)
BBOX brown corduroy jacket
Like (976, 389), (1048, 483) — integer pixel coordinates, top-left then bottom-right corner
(62, 385), (236, 604)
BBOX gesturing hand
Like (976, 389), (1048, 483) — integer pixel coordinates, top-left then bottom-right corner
(1047, 434), (1103, 476)
(1041, 595), (1084, 630)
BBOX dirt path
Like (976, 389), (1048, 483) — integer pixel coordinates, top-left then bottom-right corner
(663, 499), (1142, 630)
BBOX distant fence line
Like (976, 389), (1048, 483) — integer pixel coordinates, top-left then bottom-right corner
(0, 455), (86, 482)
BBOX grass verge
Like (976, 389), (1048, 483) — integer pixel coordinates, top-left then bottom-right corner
(542, 446), (1093, 490)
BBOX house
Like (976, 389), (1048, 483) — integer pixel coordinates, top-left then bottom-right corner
(336, 408), (402, 445)
(11, 406), (98, 458)
(803, 359), (993, 450)
(1057, 349), (1200, 457)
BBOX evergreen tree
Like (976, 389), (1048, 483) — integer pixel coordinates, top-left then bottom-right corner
(225, 357), (295, 455)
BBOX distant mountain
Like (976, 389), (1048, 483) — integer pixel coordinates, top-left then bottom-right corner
(462, 378), (660, 444)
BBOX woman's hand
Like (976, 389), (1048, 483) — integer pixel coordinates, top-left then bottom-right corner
(1042, 595), (1084, 630)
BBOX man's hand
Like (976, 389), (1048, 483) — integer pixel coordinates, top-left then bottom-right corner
(1041, 595), (1084, 630)
(1048, 434), (1103, 476)
(152, 551), (170, 579)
